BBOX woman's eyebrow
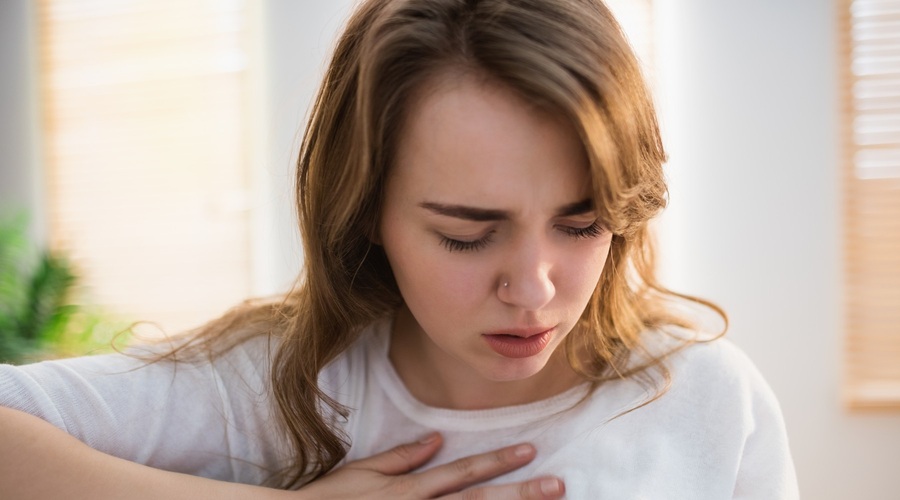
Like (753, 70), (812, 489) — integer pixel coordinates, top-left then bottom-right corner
(419, 199), (594, 221)
(556, 199), (594, 217)
(419, 202), (508, 221)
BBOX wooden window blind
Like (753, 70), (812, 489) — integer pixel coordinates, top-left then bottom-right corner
(840, 0), (900, 409)
(38, 0), (259, 334)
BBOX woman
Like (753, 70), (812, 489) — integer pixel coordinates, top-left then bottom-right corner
(0, 0), (798, 498)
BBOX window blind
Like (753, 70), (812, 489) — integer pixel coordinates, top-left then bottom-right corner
(38, 0), (258, 334)
(840, 0), (900, 409)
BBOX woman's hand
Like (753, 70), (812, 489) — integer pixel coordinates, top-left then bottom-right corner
(292, 433), (565, 499)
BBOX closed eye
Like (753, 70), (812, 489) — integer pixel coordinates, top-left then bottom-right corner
(559, 221), (605, 239)
(440, 232), (495, 252)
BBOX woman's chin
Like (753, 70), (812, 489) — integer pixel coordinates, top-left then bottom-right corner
(473, 354), (555, 383)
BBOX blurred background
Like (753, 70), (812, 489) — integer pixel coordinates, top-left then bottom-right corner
(1, 0), (898, 497)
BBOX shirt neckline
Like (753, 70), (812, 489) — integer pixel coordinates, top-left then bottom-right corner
(366, 317), (592, 431)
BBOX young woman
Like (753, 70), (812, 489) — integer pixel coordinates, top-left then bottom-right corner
(0, 0), (798, 498)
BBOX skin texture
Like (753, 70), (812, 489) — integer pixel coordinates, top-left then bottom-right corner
(381, 73), (613, 410)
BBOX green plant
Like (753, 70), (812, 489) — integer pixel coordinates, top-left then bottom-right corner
(0, 213), (126, 364)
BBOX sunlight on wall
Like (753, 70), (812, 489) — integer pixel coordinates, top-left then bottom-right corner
(39, 0), (261, 334)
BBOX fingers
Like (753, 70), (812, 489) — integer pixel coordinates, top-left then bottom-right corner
(348, 432), (443, 475)
(414, 443), (540, 497)
(440, 476), (566, 500)
(339, 436), (562, 499)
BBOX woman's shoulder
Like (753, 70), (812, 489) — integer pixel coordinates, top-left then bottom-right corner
(631, 328), (787, 432)
(317, 318), (388, 391)
(560, 332), (797, 497)
(662, 332), (773, 398)
(641, 331), (798, 496)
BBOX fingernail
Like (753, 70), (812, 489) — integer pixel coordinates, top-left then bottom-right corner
(514, 444), (534, 458)
(540, 477), (563, 496)
(418, 432), (439, 444)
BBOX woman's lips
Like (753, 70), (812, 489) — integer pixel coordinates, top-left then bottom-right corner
(482, 328), (554, 358)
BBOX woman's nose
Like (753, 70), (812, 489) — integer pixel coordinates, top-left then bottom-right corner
(498, 241), (556, 311)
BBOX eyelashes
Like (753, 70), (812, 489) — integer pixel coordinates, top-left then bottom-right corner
(440, 221), (605, 253)
(559, 222), (604, 239)
(441, 233), (494, 252)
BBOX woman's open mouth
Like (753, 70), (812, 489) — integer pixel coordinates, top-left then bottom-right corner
(482, 328), (554, 358)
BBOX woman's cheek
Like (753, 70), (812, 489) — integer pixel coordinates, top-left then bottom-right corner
(565, 244), (610, 295)
(430, 258), (491, 304)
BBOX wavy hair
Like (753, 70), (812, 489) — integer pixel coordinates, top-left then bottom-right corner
(157, 0), (725, 488)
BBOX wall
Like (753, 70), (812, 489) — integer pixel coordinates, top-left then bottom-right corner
(654, 1), (900, 498)
(0, 0), (45, 246)
(256, 0), (360, 293)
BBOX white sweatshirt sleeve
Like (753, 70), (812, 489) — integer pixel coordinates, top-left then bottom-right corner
(0, 336), (286, 485)
(661, 337), (800, 499)
(728, 345), (800, 499)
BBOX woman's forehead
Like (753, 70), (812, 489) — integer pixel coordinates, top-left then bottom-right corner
(387, 74), (593, 213)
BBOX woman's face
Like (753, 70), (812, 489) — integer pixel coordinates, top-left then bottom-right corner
(379, 74), (613, 390)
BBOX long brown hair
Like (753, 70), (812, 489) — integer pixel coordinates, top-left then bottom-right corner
(159, 0), (725, 488)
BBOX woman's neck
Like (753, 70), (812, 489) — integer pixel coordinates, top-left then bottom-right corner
(387, 308), (585, 410)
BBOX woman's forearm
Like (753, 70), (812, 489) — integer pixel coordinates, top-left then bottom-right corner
(0, 406), (291, 500)
(2, 405), (562, 499)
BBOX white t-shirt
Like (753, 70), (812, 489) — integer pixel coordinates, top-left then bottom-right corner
(0, 319), (799, 498)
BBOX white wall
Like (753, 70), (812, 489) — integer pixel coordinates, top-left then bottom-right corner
(255, 0), (360, 293)
(0, 0), (46, 247)
(654, 0), (900, 498)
